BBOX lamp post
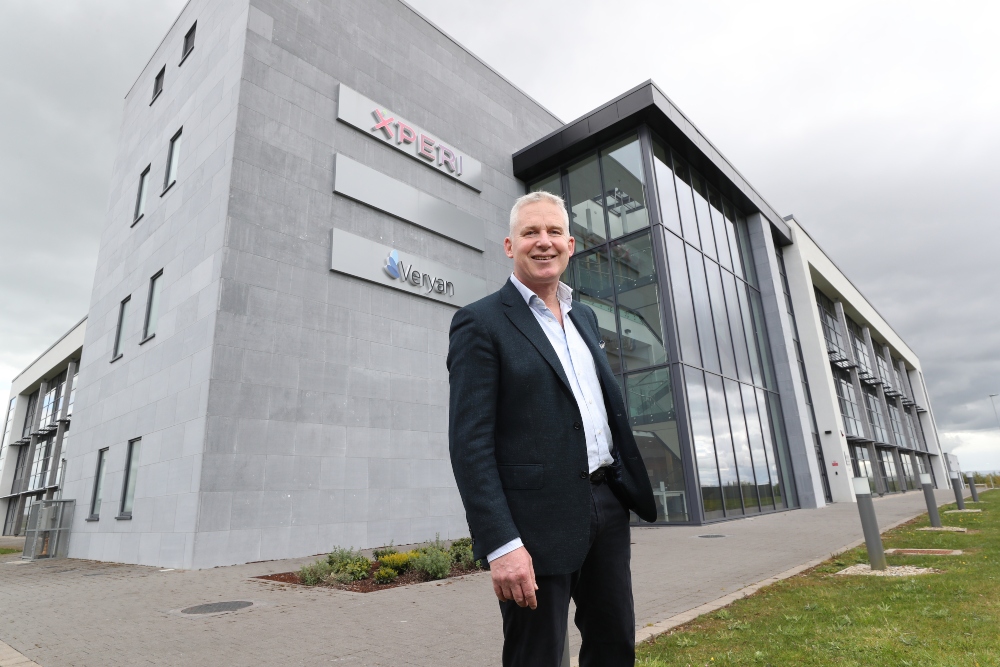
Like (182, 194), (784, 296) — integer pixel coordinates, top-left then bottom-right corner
(920, 473), (942, 527)
(853, 478), (887, 571)
(950, 471), (966, 510)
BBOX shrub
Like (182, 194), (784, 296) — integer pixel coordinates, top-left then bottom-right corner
(372, 544), (397, 560)
(298, 560), (334, 585)
(379, 551), (414, 572)
(373, 566), (398, 584)
(413, 547), (452, 580)
(450, 542), (475, 569)
(327, 547), (361, 569)
(333, 556), (372, 583)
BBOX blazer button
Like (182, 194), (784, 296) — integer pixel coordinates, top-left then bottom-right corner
(580, 471), (588, 479)
(573, 422), (582, 430)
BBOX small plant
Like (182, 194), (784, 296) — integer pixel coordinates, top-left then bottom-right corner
(298, 560), (333, 585)
(413, 547), (452, 580)
(379, 551), (415, 572)
(450, 541), (475, 568)
(372, 543), (397, 560)
(674, 635), (698, 648)
(327, 547), (361, 569)
(333, 556), (372, 583)
(714, 609), (731, 620)
(373, 566), (398, 584)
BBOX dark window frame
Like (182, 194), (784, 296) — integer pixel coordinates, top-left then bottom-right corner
(163, 128), (182, 194)
(151, 67), (165, 105)
(141, 270), (164, 343)
(111, 296), (131, 362)
(88, 448), (109, 520)
(181, 22), (197, 64)
(118, 438), (141, 519)
(133, 165), (151, 226)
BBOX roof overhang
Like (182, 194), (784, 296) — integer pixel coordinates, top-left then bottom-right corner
(512, 81), (793, 244)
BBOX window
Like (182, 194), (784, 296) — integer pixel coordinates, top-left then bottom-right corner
(112, 296), (131, 360)
(2, 397), (15, 453)
(89, 448), (108, 519)
(119, 439), (141, 518)
(142, 271), (163, 341)
(834, 367), (864, 437)
(133, 166), (150, 224)
(163, 129), (182, 192)
(21, 390), (38, 438)
(182, 22), (197, 62)
(152, 67), (164, 103)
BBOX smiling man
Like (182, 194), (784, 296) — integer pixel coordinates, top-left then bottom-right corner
(447, 191), (657, 666)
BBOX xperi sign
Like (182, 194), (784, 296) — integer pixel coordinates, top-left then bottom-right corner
(336, 84), (482, 192)
(330, 229), (487, 308)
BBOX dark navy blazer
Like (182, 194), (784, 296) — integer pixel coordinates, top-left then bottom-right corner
(447, 279), (657, 576)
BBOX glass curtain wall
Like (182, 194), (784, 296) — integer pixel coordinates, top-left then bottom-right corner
(850, 444), (877, 493)
(878, 448), (901, 493)
(530, 129), (797, 523)
(652, 133), (794, 518)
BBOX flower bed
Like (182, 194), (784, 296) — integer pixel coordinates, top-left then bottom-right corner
(255, 536), (485, 593)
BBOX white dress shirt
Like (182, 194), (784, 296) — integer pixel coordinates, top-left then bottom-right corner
(487, 274), (615, 562)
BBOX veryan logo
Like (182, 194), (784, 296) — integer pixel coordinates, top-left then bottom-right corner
(383, 249), (456, 297)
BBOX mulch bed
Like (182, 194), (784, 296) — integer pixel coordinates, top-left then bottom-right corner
(255, 561), (485, 593)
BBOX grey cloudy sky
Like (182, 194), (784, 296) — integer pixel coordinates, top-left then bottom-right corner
(2, 0), (998, 468)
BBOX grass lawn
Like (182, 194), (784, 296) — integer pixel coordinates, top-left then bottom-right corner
(637, 489), (998, 667)
(0, 547), (21, 555)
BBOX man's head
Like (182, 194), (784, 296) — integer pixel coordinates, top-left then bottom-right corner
(505, 191), (575, 289)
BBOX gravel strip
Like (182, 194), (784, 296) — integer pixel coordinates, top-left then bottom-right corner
(835, 564), (941, 577)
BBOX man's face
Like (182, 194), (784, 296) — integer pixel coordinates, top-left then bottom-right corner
(505, 201), (575, 287)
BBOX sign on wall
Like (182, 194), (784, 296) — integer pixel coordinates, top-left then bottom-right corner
(330, 229), (487, 307)
(336, 84), (483, 192)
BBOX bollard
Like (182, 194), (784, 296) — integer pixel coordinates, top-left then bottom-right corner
(920, 473), (942, 527)
(966, 475), (980, 502)
(853, 477), (887, 571)
(560, 631), (570, 667)
(950, 472), (966, 510)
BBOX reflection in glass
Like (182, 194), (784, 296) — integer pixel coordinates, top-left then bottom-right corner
(566, 153), (607, 251)
(685, 367), (724, 520)
(888, 401), (907, 447)
(851, 445), (877, 494)
(691, 173), (717, 261)
(878, 448), (900, 493)
(670, 152), (700, 248)
(724, 378), (759, 513)
(899, 452), (919, 490)
(665, 233), (700, 367)
(833, 367), (864, 437)
(601, 135), (649, 238)
(741, 383), (775, 510)
(626, 367), (688, 522)
(530, 171), (563, 199)
(764, 391), (798, 507)
(610, 232), (666, 370)
(709, 190), (732, 272)
(686, 246), (721, 374)
(735, 214), (757, 287)
(652, 140), (682, 235)
(564, 248), (620, 372)
(722, 272), (752, 383)
(863, 385), (889, 443)
(723, 201), (744, 280)
(705, 374), (742, 515)
(737, 282), (763, 386)
(705, 260), (737, 379)
(749, 289), (776, 389)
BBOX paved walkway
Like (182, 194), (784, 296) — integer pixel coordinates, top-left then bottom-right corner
(0, 489), (965, 666)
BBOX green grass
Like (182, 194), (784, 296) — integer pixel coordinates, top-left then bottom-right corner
(0, 547), (21, 555)
(637, 489), (999, 667)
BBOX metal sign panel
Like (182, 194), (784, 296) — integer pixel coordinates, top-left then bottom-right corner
(336, 84), (483, 192)
(329, 229), (488, 308)
(333, 154), (484, 251)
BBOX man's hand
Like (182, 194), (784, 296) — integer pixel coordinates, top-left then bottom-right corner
(491, 546), (538, 609)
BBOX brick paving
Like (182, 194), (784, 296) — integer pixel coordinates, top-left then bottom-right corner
(0, 489), (963, 666)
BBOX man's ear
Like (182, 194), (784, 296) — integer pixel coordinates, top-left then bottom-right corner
(504, 237), (514, 259)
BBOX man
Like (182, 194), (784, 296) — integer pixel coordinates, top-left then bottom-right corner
(448, 191), (657, 666)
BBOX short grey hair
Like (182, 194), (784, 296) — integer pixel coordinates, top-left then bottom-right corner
(508, 191), (570, 236)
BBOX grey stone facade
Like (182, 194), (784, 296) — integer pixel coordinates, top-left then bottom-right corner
(64, 0), (561, 568)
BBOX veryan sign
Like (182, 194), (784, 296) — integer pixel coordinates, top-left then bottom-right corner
(336, 84), (482, 192)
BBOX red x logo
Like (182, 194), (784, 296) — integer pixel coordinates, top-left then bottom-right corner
(372, 108), (395, 140)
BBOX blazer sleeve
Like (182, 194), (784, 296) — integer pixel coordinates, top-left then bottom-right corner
(447, 307), (520, 558)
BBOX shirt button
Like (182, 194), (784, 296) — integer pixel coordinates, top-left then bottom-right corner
(580, 471), (589, 480)
(573, 422), (582, 430)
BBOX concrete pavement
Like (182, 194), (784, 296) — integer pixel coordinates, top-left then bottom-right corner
(0, 488), (965, 666)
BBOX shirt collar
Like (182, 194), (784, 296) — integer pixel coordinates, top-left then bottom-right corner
(510, 273), (574, 313)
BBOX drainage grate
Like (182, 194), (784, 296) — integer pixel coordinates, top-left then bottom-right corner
(698, 534), (726, 539)
(181, 601), (253, 615)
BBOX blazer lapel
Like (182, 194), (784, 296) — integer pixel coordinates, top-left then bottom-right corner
(500, 281), (572, 394)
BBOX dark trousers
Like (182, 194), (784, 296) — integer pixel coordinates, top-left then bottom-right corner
(499, 480), (634, 667)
